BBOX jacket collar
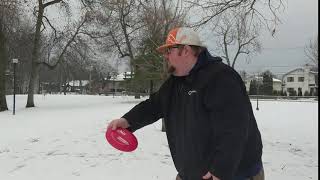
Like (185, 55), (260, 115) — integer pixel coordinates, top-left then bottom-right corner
(181, 49), (222, 84)
(189, 49), (222, 74)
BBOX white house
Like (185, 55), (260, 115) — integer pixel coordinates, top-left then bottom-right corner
(272, 78), (282, 92)
(281, 64), (318, 96)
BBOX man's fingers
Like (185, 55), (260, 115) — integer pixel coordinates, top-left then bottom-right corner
(107, 120), (115, 130)
(108, 118), (129, 130)
(202, 172), (220, 180)
(202, 172), (211, 179)
(112, 122), (117, 130)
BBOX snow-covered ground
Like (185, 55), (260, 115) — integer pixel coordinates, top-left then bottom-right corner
(0, 95), (318, 180)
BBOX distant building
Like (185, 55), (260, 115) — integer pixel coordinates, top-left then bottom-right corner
(272, 78), (282, 92)
(281, 64), (318, 96)
(66, 80), (90, 93)
(244, 76), (281, 93)
(99, 72), (133, 94)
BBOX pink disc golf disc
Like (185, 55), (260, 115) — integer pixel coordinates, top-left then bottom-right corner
(105, 127), (138, 152)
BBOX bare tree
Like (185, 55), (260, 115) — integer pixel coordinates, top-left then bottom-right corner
(185, 0), (284, 34)
(26, 0), (66, 107)
(136, 0), (186, 79)
(5, 18), (35, 96)
(214, 9), (261, 68)
(26, 0), (96, 107)
(0, 0), (19, 111)
(305, 35), (318, 66)
(93, 0), (145, 73)
(40, 15), (90, 70)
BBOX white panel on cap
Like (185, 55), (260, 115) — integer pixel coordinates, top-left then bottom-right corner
(176, 27), (202, 46)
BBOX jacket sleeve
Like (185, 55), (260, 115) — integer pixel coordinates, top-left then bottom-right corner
(122, 90), (163, 132)
(204, 70), (250, 180)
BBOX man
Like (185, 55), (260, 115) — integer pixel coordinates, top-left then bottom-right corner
(108, 27), (264, 180)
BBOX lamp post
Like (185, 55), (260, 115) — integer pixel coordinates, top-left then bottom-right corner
(88, 65), (93, 94)
(12, 58), (18, 115)
(256, 75), (261, 111)
(112, 72), (116, 98)
(256, 93), (259, 110)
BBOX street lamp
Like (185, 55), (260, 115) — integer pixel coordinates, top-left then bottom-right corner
(256, 75), (262, 111)
(12, 58), (18, 115)
(86, 65), (94, 94)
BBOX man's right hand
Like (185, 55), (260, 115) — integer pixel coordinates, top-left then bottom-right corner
(107, 118), (130, 130)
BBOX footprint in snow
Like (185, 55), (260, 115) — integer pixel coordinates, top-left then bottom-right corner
(28, 138), (40, 143)
(9, 164), (26, 173)
(72, 171), (80, 176)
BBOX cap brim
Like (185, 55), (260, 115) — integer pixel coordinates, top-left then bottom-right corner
(156, 44), (176, 54)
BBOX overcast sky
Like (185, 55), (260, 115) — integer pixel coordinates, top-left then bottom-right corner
(202, 0), (318, 76)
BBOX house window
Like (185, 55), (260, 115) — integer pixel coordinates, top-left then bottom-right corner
(287, 77), (294, 82)
(287, 88), (294, 92)
(298, 77), (304, 82)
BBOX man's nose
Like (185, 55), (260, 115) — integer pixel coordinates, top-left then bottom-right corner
(163, 53), (169, 61)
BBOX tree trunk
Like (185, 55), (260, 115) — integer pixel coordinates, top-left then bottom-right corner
(149, 80), (153, 96)
(0, 23), (8, 111)
(26, 5), (44, 107)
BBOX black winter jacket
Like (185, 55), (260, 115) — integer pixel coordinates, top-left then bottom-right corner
(123, 50), (263, 180)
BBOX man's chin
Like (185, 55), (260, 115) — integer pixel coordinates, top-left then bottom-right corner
(168, 66), (176, 74)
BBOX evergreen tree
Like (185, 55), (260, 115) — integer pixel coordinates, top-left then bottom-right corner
(126, 53), (164, 95)
(261, 70), (273, 95)
(249, 79), (258, 95)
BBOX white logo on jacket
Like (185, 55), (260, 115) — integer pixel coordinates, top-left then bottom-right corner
(188, 90), (197, 95)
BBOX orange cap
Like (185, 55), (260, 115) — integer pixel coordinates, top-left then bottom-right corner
(156, 27), (205, 54)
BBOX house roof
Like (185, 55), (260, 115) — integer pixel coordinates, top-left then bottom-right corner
(282, 64), (318, 78)
(246, 76), (281, 82)
(282, 68), (304, 78)
(273, 78), (282, 82)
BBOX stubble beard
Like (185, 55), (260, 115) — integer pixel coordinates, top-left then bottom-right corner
(168, 65), (176, 74)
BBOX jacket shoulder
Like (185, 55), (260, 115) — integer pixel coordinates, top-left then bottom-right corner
(195, 61), (244, 89)
(206, 61), (243, 81)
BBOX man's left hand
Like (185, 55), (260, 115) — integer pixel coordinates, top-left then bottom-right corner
(202, 171), (220, 180)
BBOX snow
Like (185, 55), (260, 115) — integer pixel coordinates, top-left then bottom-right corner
(0, 95), (318, 180)
(272, 78), (281, 82)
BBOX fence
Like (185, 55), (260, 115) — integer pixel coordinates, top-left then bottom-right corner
(249, 95), (318, 102)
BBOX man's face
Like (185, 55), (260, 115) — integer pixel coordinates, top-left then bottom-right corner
(163, 45), (185, 75)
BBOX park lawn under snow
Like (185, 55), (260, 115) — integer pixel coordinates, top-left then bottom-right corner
(0, 94), (318, 180)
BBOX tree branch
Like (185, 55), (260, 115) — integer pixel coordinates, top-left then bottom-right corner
(43, 15), (57, 40)
(43, 0), (63, 8)
(39, 17), (87, 69)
